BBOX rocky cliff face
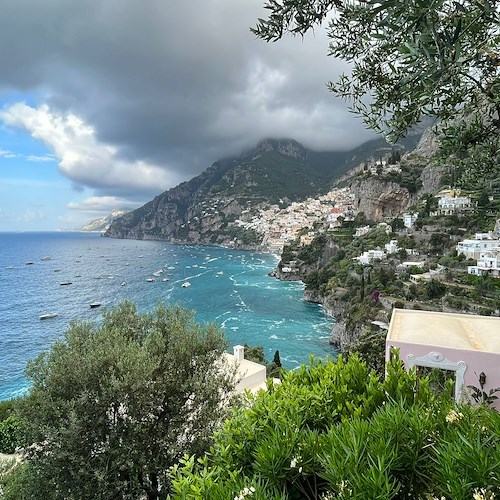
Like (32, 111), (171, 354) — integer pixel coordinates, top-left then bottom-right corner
(106, 136), (423, 245)
(349, 178), (411, 220)
(79, 210), (128, 232)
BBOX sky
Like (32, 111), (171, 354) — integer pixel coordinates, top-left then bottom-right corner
(0, 0), (375, 231)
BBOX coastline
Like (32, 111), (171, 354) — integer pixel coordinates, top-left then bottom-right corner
(1, 232), (335, 401)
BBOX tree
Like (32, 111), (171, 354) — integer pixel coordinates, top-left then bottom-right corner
(18, 302), (238, 499)
(272, 349), (282, 368)
(424, 279), (447, 299)
(242, 343), (266, 364)
(253, 0), (500, 178)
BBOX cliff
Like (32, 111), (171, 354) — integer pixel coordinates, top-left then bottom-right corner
(105, 135), (426, 245)
(78, 210), (129, 232)
(106, 139), (346, 246)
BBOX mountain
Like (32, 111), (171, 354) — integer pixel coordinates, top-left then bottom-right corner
(105, 136), (424, 246)
(79, 210), (129, 232)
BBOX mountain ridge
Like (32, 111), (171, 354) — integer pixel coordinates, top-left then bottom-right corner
(105, 134), (425, 246)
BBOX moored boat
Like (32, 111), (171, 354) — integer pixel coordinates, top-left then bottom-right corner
(40, 312), (58, 320)
(90, 302), (101, 308)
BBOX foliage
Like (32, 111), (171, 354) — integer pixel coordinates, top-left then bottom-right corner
(0, 461), (57, 500)
(0, 416), (27, 454)
(382, 162), (424, 194)
(243, 344), (267, 365)
(17, 302), (238, 499)
(226, 226), (263, 245)
(267, 350), (283, 379)
(297, 234), (328, 264)
(253, 0), (500, 175)
(243, 345), (284, 379)
(0, 399), (16, 422)
(423, 279), (447, 300)
(468, 372), (500, 408)
(169, 353), (500, 499)
(347, 328), (387, 376)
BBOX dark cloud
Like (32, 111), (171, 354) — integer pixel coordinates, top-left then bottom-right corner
(0, 0), (375, 194)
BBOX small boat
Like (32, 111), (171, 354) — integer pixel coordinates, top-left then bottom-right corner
(90, 302), (101, 308)
(60, 281), (73, 286)
(40, 312), (58, 320)
(121, 282), (126, 286)
(26, 262), (34, 265)
(146, 278), (156, 282)
(181, 281), (191, 288)
(162, 277), (170, 282)
(41, 256), (51, 261)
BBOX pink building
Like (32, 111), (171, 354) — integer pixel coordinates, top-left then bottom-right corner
(385, 309), (500, 410)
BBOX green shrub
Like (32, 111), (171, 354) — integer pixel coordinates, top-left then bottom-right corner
(0, 400), (16, 422)
(0, 416), (27, 454)
(169, 354), (447, 499)
(169, 352), (500, 500)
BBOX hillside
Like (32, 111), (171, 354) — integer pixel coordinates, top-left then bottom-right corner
(105, 136), (422, 246)
(78, 210), (129, 232)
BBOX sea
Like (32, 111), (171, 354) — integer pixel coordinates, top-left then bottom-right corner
(0, 232), (337, 401)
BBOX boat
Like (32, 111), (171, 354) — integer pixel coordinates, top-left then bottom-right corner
(90, 302), (101, 308)
(26, 262), (34, 265)
(41, 256), (51, 261)
(40, 312), (58, 320)
(146, 278), (156, 282)
(181, 281), (191, 288)
(60, 281), (73, 285)
(162, 277), (170, 282)
(121, 282), (126, 286)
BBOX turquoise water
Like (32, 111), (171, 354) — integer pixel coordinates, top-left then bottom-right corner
(0, 232), (336, 401)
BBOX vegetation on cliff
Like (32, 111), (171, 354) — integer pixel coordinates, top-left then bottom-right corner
(278, 196), (500, 373)
(105, 135), (425, 246)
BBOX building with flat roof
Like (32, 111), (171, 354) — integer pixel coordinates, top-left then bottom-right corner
(223, 345), (268, 393)
(385, 309), (500, 409)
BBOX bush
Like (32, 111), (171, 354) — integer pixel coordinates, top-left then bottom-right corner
(169, 355), (500, 500)
(0, 400), (16, 423)
(0, 417), (26, 454)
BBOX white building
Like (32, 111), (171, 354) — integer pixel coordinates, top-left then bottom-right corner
(403, 213), (418, 229)
(385, 240), (400, 254)
(400, 261), (426, 269)
(355, 225), (370, 237)
(437, 196), (473, 215)
(223, 345), (268, 393)
(456, 238), (500, 260)
(468, 249), (500, 278)
(354, 249), (386, 265)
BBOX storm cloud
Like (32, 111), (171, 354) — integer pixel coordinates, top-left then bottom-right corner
(0, 0), (375, 205)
